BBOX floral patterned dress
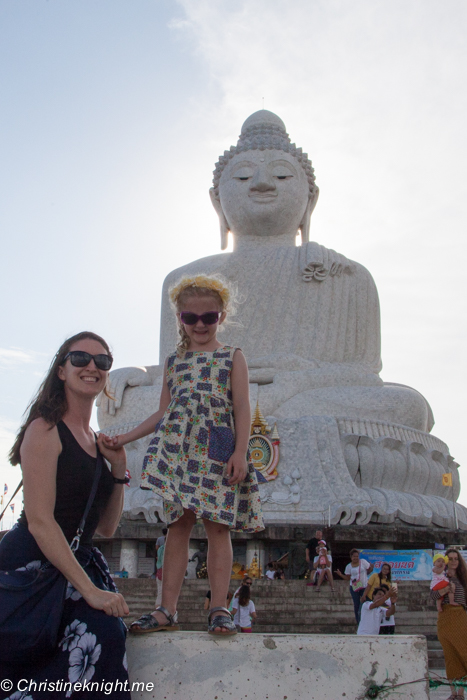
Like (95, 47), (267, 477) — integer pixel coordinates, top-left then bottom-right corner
(0, 524), (129, 699)
(141, 346), (264, 532)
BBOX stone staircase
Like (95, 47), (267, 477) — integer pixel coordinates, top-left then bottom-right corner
(116, 578), (443, 668)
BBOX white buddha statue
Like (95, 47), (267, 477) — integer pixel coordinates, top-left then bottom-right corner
(98, 110), (465, 529)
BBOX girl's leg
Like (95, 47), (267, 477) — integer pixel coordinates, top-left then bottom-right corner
(327, 568), (335, 590)
(151, 508), (196, 623)
(204, 519), (233, 632)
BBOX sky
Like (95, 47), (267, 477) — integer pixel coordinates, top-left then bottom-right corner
(1, 0), (466, 527)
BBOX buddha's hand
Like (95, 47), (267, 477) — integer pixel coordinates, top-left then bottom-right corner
(97, 366), (153, 416)
(248, 354), (319, 385)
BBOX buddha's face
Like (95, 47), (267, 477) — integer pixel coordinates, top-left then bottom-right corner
(218, 149), (310, 238)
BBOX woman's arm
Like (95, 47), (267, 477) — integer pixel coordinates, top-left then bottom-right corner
(104, 359), (171, 448)
(335, 569), (351, 580)
(227, 350), (250, 485)
(21, 419), (128, 617)
(94, 435), (127, 537)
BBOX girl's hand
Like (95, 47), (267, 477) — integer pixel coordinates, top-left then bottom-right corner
(83, 587), (129, 617)
(99, 433), (127, 450)
(97, 434), (127, 477)
(226, 451), (248, 485)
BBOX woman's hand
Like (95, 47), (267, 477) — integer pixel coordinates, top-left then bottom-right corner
(226, 451), (248, 485)
(83, 587), (129, 617)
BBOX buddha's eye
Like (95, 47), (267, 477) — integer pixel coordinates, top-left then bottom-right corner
(272, 166), (294, 180)
(233, 167), (254, 181)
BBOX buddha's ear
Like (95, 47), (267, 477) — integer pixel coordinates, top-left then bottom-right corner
(209, 188), (230, 250)
(298, 187), (320, 245)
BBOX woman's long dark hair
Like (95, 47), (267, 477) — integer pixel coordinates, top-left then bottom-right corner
(238, 584), (251, 607)
(446, 548), (467, 592)
(378, 563), (392, 585)
(9, 331), (112, 465)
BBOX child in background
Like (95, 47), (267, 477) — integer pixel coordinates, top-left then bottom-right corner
(232, 584), (257, 633)
(104, 275), (264, 636)
(431, 553), (457, 612)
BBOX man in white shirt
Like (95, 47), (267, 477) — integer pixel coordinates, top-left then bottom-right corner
(357, 587), (397, 635)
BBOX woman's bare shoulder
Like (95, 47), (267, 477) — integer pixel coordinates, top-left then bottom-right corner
(21, 418), (61, 453)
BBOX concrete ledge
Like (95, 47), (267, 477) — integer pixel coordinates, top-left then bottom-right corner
(127, 632), (429, 699)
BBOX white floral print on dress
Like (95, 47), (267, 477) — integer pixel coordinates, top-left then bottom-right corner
(66, 631), (102, 695)
(60, 619), (87, 652)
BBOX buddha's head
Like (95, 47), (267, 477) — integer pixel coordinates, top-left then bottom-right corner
(210, 110), (319, 249)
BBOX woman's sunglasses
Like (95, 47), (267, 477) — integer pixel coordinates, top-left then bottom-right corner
(180, 311), (220, 326)
(63, 351), (113, 371)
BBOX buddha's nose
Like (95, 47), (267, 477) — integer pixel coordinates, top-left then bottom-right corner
(250, 165), (275, 192)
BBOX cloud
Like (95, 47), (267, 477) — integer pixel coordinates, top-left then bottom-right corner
(0, 347), (36, 366)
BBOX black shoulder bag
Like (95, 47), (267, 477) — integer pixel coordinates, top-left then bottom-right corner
(0, 449), (103, 665)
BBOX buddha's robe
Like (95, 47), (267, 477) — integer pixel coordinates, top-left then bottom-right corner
(160, 240), (381, 374)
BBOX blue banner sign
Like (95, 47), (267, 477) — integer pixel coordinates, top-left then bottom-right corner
(359, 550), (433, 581)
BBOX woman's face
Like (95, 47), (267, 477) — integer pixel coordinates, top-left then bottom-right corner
(381, 564), (390, 577)
(58, 338), (110, 399)
(447, 551), (460, 570)
(351, 553), (360, 565)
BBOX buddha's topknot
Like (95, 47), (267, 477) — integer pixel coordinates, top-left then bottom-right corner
(212, 110), (317, 198)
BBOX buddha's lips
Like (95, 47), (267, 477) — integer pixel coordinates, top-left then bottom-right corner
(249, 193), (277, 201)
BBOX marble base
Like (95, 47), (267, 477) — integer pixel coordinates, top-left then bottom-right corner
(126, 632), (429, 699)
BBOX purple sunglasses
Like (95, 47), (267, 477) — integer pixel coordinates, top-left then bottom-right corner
(180, 311), (220, 326)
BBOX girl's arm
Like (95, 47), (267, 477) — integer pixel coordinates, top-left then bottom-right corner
(227, 350), (250, 485)
(251, 611), (257, 620)
(104, 360), (171, 448)
(21, 419), (129, 617)
(94, 435), (127, 537)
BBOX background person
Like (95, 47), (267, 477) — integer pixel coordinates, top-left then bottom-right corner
(336, 549), (373, 623)
(363, 562), (392, 602)
(313, 544), (335, 592)
(431, 552), (457, 612)
(232, 583), (257, 633)
(357, 586), (397, 635)
(431, 548), (467, 700)
(379, 584), (396, 635)
(0, 332), (130, 696)
(305, 529), (323, 573)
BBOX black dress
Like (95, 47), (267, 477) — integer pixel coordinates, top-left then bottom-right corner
(0, 421), (130, 698)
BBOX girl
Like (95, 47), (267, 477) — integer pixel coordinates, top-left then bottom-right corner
(0, 332), (129, 698)
(232, 584), (257, 633)
(104, 274), (264, 635)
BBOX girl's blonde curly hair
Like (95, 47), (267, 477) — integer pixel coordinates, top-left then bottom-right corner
(169, 274), (237, 354)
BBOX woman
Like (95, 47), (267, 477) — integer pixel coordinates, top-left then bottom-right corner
(0, 332), (130, 698)
(313, 544), (335, 592)
(363, 562), (392, 602)
(232, 584), (257, 633)
(432, 548), (467, 700)
(336, 549), (373, 623)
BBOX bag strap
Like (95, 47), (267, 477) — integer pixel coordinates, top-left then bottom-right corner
(0, 481), (23, 523)
(70, 443), (103, 552)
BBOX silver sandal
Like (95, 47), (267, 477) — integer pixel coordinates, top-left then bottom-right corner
(208, 606), (237, 636)
(129, 605), (179, 634)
